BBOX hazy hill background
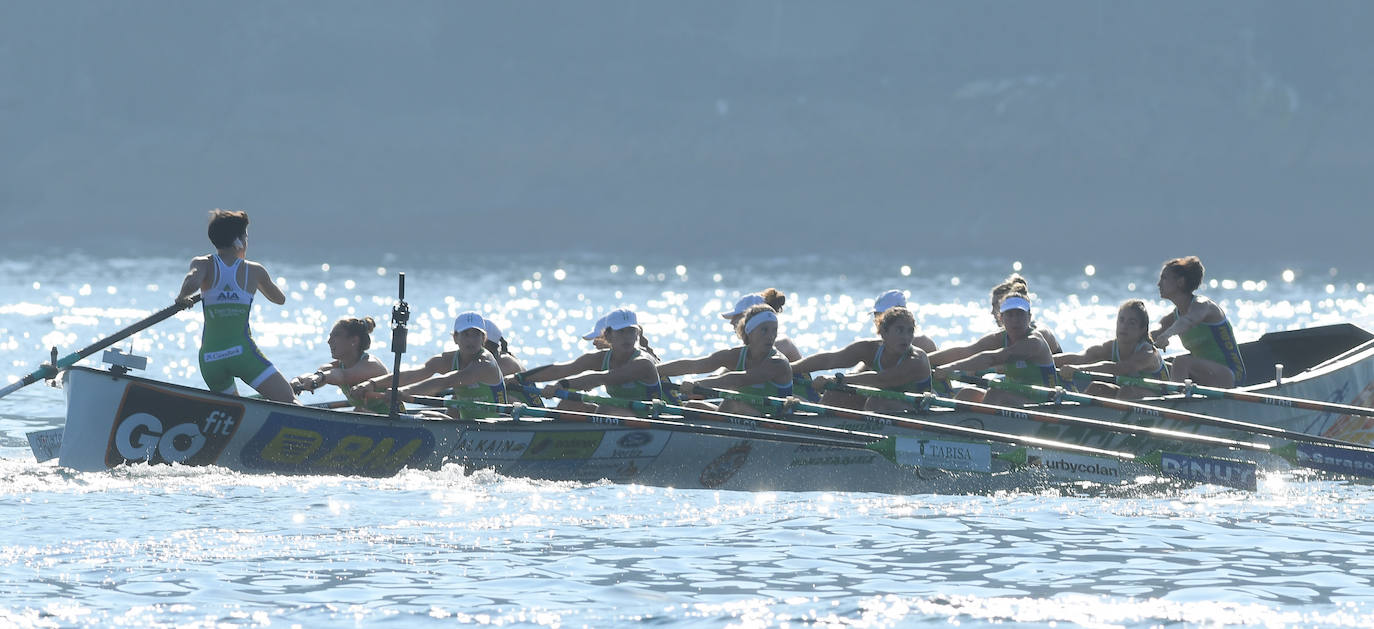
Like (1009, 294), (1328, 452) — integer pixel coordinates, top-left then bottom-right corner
(4, 1), (1371, 269)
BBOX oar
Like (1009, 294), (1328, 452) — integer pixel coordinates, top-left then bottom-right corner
(1081, 371), (1374, 419)
(0, 295), (202, 400)
(971, 375), (1374, 479)
(683, 382), (1261, 490)
(532, 385), (890, 443)
(407, 396), (897, 454)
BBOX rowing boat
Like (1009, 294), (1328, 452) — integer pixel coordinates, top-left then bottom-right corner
(27, 324), (1374, 494)
(44, 365), (1122, 494)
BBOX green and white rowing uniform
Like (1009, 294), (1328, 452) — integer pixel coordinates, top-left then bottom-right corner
(873, 343), (931, 393)
(1175, 309), (1246, 386)
(450, 350), (507, 420)
(1001, 331), (1058, 387)
(198, 255), (277, 394)
(600, 349), (663, 401)
(734, 346), (793, 414)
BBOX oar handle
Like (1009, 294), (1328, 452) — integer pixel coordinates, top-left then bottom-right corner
(1084, 370), (1374, 419)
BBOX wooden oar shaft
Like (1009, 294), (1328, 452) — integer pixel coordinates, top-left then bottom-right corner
(1, 296), (202, 399)
(1086, 371), (1374, 419)
(985, 377), (1364, 449)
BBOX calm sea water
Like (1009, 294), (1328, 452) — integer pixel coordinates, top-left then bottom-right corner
(4, 251), (1374, 628)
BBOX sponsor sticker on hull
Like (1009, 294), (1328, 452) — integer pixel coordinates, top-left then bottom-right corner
(106, 383), (245, 467)
(1293, 443), (1374, 477)
(240, 412), (434, 477)
(894, 438), (992, 472)
(521, 431), (606, 461)
(1158, 452), (1257, 490)
(1023, 448), (1124, 483)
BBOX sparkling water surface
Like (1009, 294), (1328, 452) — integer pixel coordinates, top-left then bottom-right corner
(3, 252), (1374, 627)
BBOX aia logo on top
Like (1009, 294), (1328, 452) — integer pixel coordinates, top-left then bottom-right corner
(105, 382), (244, 467)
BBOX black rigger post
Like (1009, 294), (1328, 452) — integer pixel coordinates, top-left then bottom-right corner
(388, 273), (409, 417)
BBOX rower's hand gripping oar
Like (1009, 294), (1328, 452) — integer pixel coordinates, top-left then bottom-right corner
(0, 295), (202, 400)
(387, 273), (409, 417)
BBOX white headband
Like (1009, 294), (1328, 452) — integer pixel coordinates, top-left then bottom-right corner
(1000, 296), (1032, 312)
(743, 310), (778, 335)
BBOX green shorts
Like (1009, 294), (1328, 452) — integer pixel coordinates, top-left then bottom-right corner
(199, 341), (277, 394)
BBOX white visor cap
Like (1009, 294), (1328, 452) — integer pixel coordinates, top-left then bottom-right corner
(720, 294), (766, 319)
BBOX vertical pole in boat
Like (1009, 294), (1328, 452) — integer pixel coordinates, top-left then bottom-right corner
(388, 273), (409, 417)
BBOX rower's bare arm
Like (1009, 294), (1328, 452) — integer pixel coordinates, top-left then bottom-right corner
(849, 354), (931, 388)
(251, 263), (287, 305)
(1156, 303), (1213, 345)
(434, 359), (503, 391)
(657, 350), (731, 378)
(1151, 311), (1178, 343)
(792, 342), (866, 374)
(929, 332), (1000, 367)
(1055, 341), (1110, 366)
(700, 356), (791, 388)
(775, 337), (803, 362)
(941, 347), (1009, 374)
(915, 336), (938, 353)
(176, 257), (209, 302)
(515, 353), (599, 384)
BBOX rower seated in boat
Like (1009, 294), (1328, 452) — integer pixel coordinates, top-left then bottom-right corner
(176, 209), (297, 403)
(793, 306), (932, 412)
(351, 312), (506, 419)
(721, 289), (802, 361)
(661, 304), (794, 417)
(991, 273), (1063, 353)
(1152, 256), (1246, 388)
(1055, 299), (1168, 399)
(929, 292), (1057, 405)
(509, 308), (663, 417)
(870, 290), (936, 352)
(289, 316), (390, 412)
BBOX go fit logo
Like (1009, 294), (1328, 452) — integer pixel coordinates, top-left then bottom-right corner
(105, 383), (244, 467)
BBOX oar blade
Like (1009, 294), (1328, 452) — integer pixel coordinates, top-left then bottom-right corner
(893, 437), (992, 472)
(1292, 443), (1374, 479)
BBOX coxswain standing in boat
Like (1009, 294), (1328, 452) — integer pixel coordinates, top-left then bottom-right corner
(792, 306), (932, 412)
(929, 292), (1057, 405)
(351, 312), (506, 419)
(991, 274), (1063, 353)
(1055, 299), (1169, 399)
(509, 309), (662, 416)
(662, 304), (794, 417)
(289, 316), (390, 412)
(176, 209), (296, 403)
(721, 289), (803, 360)
(1151, 256), (1246, 388)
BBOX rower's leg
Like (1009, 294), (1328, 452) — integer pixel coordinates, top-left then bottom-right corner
(252, 371), (299, 404)
(953, 387), (985, 403)
(1170, 356), (1237, 388)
